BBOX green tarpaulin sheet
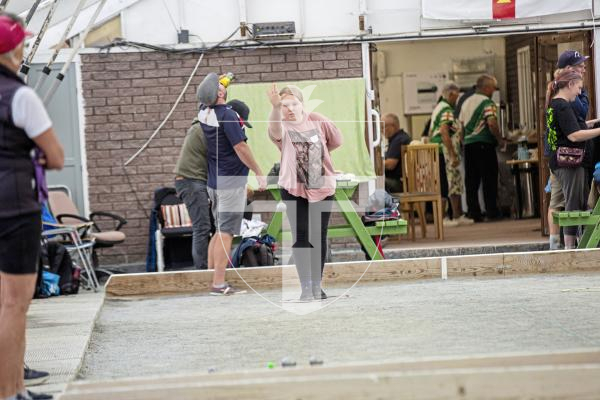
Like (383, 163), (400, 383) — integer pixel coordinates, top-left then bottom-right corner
(227, 78), (375, 186)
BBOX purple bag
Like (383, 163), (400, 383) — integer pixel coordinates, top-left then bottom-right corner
(33, 148), (48, 204)
(556, 146), (584, 168)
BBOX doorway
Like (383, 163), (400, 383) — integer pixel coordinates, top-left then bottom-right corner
(28, 62), (88, 214)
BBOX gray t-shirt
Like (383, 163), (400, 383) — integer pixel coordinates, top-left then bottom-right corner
(174, 119), (208, 181)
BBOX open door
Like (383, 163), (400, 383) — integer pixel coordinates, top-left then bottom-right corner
(535, 30), (595, 235)
(369, 43), (384, 181)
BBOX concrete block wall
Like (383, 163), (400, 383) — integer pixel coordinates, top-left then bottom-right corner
(80, 44), (363, 264)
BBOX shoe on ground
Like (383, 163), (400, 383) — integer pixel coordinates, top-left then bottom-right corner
(210, 284), (247, 296)
(468, 214), (484, 223)
(485, 215), (503, 222)
(299, 283), (313, 301)
(456, 215), (474, 225)
(24, 365), (49, 386)
(314, 288), (327, 300)
(22, 390), (53, 400)
(311, 282), (328, 300)
(299, 290), (313, 301)
(442, 218), (459, 227)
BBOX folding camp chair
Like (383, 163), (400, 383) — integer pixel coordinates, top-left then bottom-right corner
(41, 225), (100, 291)
(48, 185), (127, 269)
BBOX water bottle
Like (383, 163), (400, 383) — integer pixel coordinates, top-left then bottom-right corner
(219, 72), (235, 88)
(517, 141), (529, 160)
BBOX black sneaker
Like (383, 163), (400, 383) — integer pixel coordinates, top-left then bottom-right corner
(24, 365), (49, 386)
(210, 284), (247, 296)
(20, 391), (53, 400)
(312, 284), (327, 300)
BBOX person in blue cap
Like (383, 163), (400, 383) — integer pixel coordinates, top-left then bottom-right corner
(546, 50), (590, 250)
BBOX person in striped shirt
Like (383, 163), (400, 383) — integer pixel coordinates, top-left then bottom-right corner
(458, 74), (507, 222)
(429, 82), (473, 226)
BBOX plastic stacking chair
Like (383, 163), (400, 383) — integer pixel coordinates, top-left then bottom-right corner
(48, 185), (127, 268)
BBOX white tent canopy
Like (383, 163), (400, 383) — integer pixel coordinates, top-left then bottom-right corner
(4, 0), (139, 50)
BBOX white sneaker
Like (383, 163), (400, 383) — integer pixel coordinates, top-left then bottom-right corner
(456, 215), (475, 225)
(443, 218), (459, 227)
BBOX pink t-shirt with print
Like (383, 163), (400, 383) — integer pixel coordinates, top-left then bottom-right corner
(269, 112), (343, 202)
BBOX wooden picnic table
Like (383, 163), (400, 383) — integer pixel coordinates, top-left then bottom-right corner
(553, 194), (600, 249)
(265, 181), (407, 260)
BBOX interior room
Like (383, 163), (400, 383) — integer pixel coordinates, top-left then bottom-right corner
(373, 30), (595, 247)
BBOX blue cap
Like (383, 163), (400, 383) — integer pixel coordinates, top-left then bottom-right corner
(557, 50), (589, 68)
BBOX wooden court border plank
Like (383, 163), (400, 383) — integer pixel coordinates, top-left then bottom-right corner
(105, 249), (600, 298)
(60, 350), (600, 400)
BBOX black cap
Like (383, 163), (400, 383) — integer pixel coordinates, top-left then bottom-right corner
(557, 50), (589, 68)
(227, 99), (253, 128)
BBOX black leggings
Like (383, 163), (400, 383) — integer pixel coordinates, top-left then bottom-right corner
(280, 189), (333, 286)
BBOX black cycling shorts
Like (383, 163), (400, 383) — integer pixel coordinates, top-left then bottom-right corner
(0, 212), (41, 275)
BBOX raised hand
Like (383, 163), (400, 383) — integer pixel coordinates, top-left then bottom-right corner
(267, 83), (281, 108)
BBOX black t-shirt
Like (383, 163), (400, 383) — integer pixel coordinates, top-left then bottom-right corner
(547, 98), (588, 171)
(385, 129), (411, 180)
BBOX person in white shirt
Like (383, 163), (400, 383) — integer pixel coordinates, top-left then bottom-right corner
(0, 13), (64, 400)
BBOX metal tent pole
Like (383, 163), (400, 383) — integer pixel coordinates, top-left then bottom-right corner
(20, 0), (60, 78)
(33, 0), (87, 91)
(24, 0), (44, 26)
(43, 0), (108, 104)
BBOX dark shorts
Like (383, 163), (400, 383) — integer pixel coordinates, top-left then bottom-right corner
(0, 212), (41, 275)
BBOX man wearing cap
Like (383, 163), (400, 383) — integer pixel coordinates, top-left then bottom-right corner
(0, 13), (64, 400)
(558, 51), (596, 180)
(557, 50), (589, 125)
(174, 97), (253, 272)
(197, 73), (266, 295)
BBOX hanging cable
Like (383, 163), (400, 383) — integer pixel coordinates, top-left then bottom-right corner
(122, 50), (204, 220)
(124, 53), (204, 166)
(120, 26), (240, 218)
(33, 0), (86, 91)
(160, 0), (179, 34)
(20, 0), (60, 78)
(24, 0), (44, 26)
(42, 0), (108, 104)
(122, 26), (240, 166)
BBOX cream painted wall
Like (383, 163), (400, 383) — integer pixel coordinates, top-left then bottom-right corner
(377, 36), (506, 140)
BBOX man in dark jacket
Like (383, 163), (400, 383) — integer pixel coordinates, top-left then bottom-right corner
(383, 113), (411, 193)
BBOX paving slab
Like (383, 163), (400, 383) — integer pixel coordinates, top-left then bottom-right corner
(25, 290), (104, 396)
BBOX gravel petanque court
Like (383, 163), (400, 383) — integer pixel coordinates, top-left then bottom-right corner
(78, 273), (600, 381)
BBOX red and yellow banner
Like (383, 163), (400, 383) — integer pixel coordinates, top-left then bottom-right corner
(422, 0), (591, 20)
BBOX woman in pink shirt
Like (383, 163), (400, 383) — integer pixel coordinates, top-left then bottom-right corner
(267, 84), (342, 300)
